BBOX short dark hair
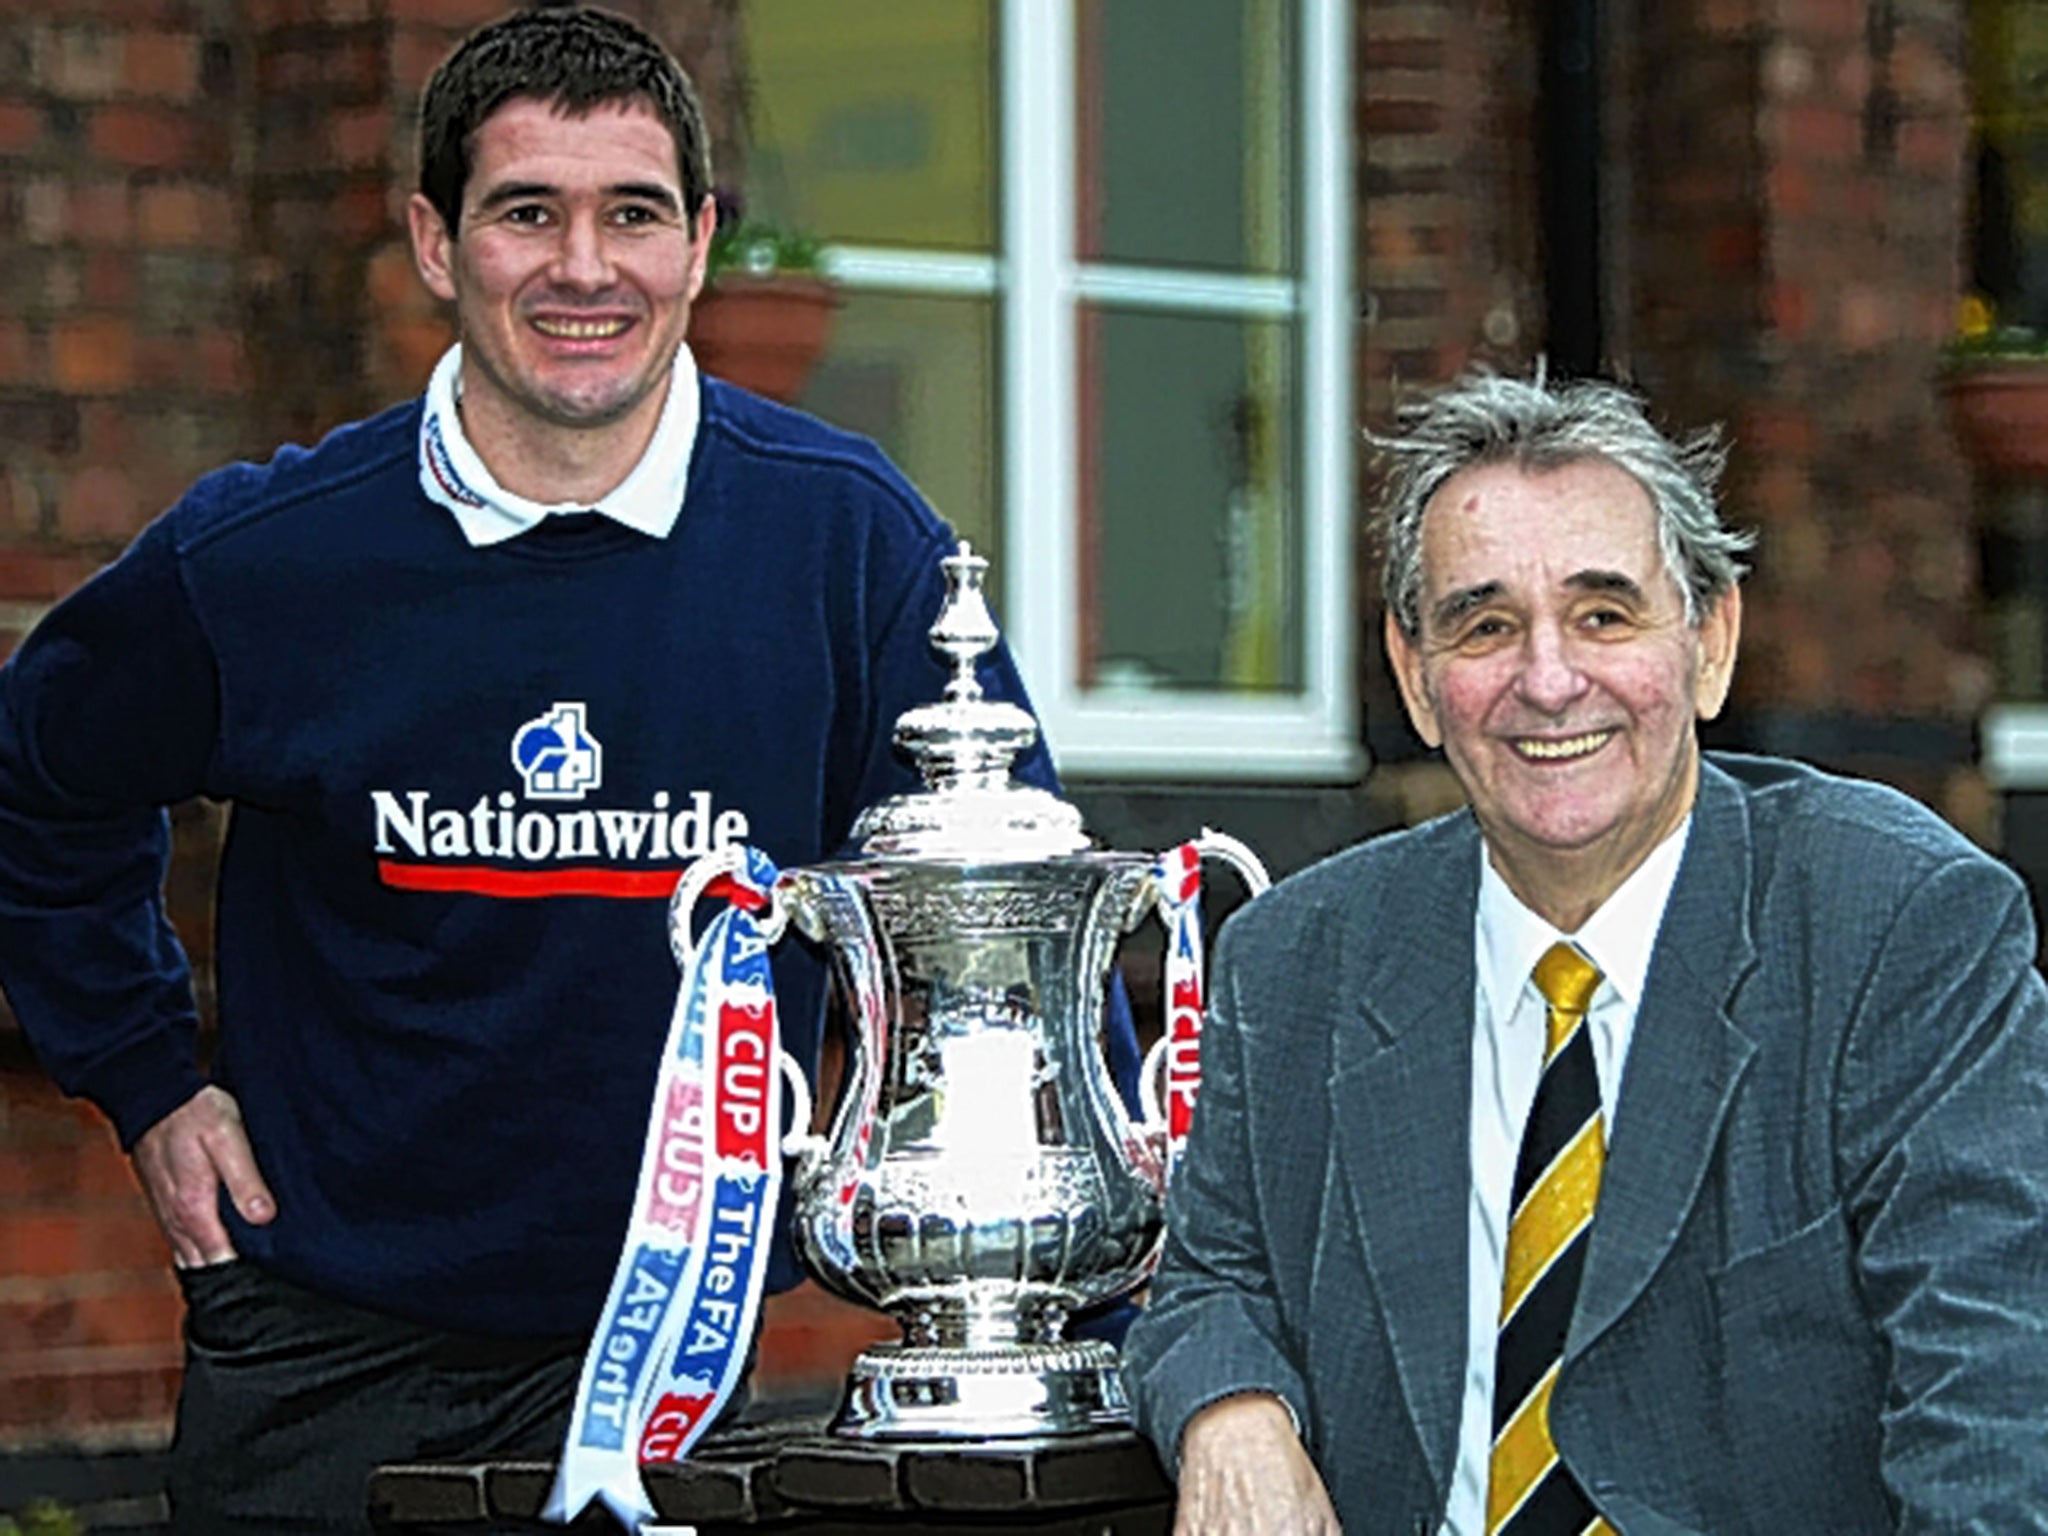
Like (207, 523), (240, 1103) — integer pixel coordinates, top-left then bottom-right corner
(418, 5), (713, 237)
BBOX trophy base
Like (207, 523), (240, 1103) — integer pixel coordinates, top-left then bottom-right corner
(829, 1338), (1133, 1440)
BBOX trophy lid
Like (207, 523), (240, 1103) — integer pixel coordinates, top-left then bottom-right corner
(850, 542), (1091, 861)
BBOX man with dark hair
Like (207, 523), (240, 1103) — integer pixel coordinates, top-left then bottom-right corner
(1123, 369), (2048, 1533)
(0, 8), (1115, 1532)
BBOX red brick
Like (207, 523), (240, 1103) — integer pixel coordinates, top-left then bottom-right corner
(1699, 0), (1758, 33)
(329, 103), (391, 170)
(191, 329), (245, 394)
(1836, 284), (1889, 351)
(0, 320), (39, 386)
(1768, 282), (1811, 338)
(136, 182), (225, 246)
(334, 177), (393, 242)
(1363, 38), (1444, 71)
(0, 551), (97, 604)
(70, 179), (133, 246)
(1704, 220), (1760, 273)
(50, 314), (134, 391)
(0, 101), (44, 156)
(1741, 407), (1817, 456)
(134, 333), (189, 390)
(1826, 47), (1871, 106)
(0, 1369), (67, 1434)
(386, 0), (518, 27)
(78, 1208), (170, 1271)
(1898, 116), (1964, 177)
(78, 400), (130, 460)
(56, 465), (142, 540)
(1362, 98), (1443, 136)
(393, 25), (460, 93)
(0, 1297), (76, 1354)
(88, 104), (196, 171)
(1, 1213), (87, 1276)
(82, 249), (135, 308)
(121, 30), (200, 101)
(1774, 103), (1859, 165)
(71, 1284), (182, 1348)
(1779, 0), (1863, 41)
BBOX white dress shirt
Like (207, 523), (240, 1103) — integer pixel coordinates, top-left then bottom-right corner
(415, 341), (702, 546)
(1438, 818), (1692, 1536)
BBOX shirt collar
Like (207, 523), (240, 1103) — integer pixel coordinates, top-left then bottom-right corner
(1476, 814), (1693, 1025)
(416, 341), (701, 547)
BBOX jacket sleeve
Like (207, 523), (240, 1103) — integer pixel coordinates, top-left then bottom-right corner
(1122, 915), (1312, 1474)
(1835, 851), (2048, 1529)
(0, 513), (222, 1148)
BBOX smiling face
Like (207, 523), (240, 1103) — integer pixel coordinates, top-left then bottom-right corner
(407, 95), (714, 492)
(1385, 457), (1741, 927)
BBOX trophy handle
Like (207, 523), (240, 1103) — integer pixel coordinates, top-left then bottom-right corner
(1188, 825), (1272, 899)
(666, 848), (819, 1162)
(1137, 827), (1273, 1138)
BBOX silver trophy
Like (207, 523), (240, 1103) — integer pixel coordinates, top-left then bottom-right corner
(675, 542), (1267, 1439)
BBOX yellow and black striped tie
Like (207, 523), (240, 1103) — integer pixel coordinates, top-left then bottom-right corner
(1487, 942), (1613, 1536)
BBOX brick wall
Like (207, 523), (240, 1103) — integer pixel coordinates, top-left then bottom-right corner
(0, 0), (251, 1458)
(1621, 0), (1981, 812)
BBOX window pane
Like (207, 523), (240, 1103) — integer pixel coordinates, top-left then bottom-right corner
(1079, 306), (1300, 692)
(799, 293), (998, 563)
(1076, 0), (1297, 274)
(742, 1), (995, 252)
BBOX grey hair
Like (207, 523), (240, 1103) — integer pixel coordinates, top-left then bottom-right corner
(1373, 368), (1754, 639)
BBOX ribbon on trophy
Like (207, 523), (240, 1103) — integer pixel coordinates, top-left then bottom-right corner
(1153, 841), (1206, 1168)
(1140, 829), (1271, 1178)
(546, 845), (814, 1530)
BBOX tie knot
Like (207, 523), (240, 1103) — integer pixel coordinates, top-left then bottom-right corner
(1533, 942), (1602, 1017)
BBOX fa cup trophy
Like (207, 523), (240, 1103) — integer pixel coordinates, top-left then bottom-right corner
(670, 542), (1267, 1440)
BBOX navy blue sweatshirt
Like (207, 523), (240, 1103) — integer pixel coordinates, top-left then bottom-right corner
(0, 378), (1134, 1335)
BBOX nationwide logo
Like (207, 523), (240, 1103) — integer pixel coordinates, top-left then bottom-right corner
(370, 702), (750, 898)
(513, 702), (603, 800)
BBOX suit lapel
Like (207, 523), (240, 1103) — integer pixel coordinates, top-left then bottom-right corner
(1331, 817), (1481, 1493)
(1568, 759), (1761, 1357)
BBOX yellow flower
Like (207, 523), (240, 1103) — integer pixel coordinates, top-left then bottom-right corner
(1959, 293), (1996, 341)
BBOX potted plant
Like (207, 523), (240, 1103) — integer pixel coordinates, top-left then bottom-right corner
(687, 191), (838, 404)
(1941, 293), (2048, 479)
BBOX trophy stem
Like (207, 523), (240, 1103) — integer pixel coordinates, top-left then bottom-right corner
(895, 1291), (1068, 1351)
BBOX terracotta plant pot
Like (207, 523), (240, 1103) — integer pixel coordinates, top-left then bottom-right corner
(1942, 361), (2048, 479)
(687, 275), (839, 404)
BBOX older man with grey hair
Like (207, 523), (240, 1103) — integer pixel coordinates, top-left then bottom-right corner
(1124, 369), (2048, 1534)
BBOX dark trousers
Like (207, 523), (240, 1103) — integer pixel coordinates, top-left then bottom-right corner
(169, 1260), (584, 1535)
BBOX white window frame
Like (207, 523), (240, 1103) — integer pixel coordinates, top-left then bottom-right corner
(822, 0), (1356, 781)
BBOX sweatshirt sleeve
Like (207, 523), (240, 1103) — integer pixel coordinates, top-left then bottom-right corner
(0, 512), (224, 1148)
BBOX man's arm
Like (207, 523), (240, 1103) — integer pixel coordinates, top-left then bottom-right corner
(1836, 852), (2048, 1528)
(1123, 918), (1337, 1531)
(133, 1085), (275, 1265)
(0, 514), (275, 1255)
(1173, 1394), (1341, 1536)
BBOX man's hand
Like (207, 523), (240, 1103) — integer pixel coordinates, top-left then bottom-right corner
(131, 1086), (276, 1267)
(1174, 1392), (1342, 1535)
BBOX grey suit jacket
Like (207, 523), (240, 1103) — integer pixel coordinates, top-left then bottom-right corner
(1125, 753), (2048, 1534)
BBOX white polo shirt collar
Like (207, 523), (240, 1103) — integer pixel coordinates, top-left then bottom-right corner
(416, 341), (701, 547)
